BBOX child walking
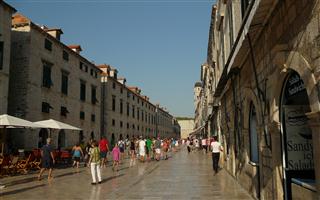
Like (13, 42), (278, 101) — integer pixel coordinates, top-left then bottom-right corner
(112, 143), (120, 171)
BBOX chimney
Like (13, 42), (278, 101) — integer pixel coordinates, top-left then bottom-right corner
(110, 68), (118, 79)
(68, 45), (82, 54)
(117, 77), (126, 85)
(97, 64), (110, 76)
(45, 28), (63, 41)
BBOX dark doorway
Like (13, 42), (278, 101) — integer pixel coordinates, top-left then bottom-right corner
(38, 128), (49, 148)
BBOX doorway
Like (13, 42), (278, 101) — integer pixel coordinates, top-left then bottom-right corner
(38, 128), (48, 148)
(58, 130), (65, 150)
(280, 71), (315, 199)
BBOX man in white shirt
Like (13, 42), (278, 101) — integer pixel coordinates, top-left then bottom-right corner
(210, 136), (223, 174)
(138, 136), (146, 162)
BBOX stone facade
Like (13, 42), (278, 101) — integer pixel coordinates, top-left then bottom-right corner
(197, 0), (320, 199)
(177, 119), (194, 139)
(8, 14), (101, 150)
(0, 1), (16, 146)
(99, 64), (178, 144)
(0, 2), (15, 114)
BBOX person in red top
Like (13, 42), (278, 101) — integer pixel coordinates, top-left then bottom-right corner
(99, 136), (109, 168)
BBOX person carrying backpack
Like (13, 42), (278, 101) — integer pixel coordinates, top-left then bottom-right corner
(118, 139), (125, 163)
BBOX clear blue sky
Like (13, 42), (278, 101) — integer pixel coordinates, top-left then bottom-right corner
(7, 0), (214, 117)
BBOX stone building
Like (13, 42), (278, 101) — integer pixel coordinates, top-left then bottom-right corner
(177, 119), (194, 139)
(0, 1), (16, 145)
(0, 1), (15, 115)
(8, 14), (101, 150)
(99, 64), (177, 145)
(197, 0), (320, 199)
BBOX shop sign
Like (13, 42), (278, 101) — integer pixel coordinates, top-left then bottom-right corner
(284, 105), (314, 170)
(286, 74), (305, 97)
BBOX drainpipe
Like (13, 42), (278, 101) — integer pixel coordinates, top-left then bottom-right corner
(247, 34), (271, 149)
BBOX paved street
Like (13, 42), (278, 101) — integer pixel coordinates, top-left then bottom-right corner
(0, 148), (252, 200)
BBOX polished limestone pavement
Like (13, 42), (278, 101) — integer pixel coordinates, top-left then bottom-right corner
(0, 148), (252, 200)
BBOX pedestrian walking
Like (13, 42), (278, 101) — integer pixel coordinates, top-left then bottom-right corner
(146, 137), (152, 162)
(38, 138), (55, 181)
(118, 139), (125, 163)
(112, 143), (120, 171)
(129, 137), (136, 167)
(72, 143), (84, 168)
(138, 136), (146, 162)
(186, 138), (191, 153)
(89, 140), (102, 185)
(99, 136), (109, 168)
(155, 137), (161, 161)
(210, 136), (223, 174)
(85, 141), (92, 167)
(201, 138), (207, 154)
(162, 139), (169, 160)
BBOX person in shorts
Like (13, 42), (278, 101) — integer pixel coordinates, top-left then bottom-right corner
(99, 136), (109, 168)
(38, 138), (55, 181)
(155, 137), (161, 161)
(118, 139), (125, 163)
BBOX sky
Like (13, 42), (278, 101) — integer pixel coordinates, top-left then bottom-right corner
(7, 0), (215, 117)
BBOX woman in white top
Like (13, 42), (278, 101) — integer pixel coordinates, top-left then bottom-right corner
(210, 136), (223, 174)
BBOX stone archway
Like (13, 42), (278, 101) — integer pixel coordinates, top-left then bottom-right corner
(272, 50), (319, 199)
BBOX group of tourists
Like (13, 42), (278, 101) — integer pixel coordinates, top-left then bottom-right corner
(186, 136), (223, 175)
(36, 135), (181, 185)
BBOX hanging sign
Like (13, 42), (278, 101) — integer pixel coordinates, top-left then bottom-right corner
(284, 105), (314, 170)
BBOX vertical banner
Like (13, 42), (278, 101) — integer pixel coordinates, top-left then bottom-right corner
(284, 105), (314, 170)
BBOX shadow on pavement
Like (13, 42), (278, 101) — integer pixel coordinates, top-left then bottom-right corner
(118, 166), (130, 171)
(4, 177), (38, 187)
(101, 174), (125, 183)
(0, 184), (46, 196)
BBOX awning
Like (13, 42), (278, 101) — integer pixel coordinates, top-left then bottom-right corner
(34, 119), (81, 130)
(0, 114), (43, 128)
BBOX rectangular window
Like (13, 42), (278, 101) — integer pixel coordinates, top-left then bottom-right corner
(112, 119), (115, 126)
(61, 72), (68, 95)
(120, 87), (123, 94)
(63, 50), (69, 61)
(113, 82), (116, 89)
(127, 103), (129, 116)
(91, 86), (97, 104)
(132, 106), (135, 118)
(120, 99), (123, 114)
(127, 123), (129, 129)
(138, 99), (140, 104)
(0, 42), (3, 69)
(137, 108), (140, 120)
(127, 91), (130, 98)
(91, 114), (96, 122)
(79, 62), (83, 70)
(90, 68), (94, 76)
(80, 111), (85, 120)
(112, 95), (116, 111)
(94, 71), (98, 78)
(42, 102), (52, 113)
(44, 38), (52, 51)
(42, 62), (52, 88)
(142, 110), (144, 121)
(133, 95), (135, 101)
(60, 106), (69, 116)
(85, 65), (88, 72)
(80, 81), (86, 101)
(120, 121), (123, 128)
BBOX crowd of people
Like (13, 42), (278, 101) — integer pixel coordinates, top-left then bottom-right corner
(37, 136), (182, 185)
(185, 136), (223, 175)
